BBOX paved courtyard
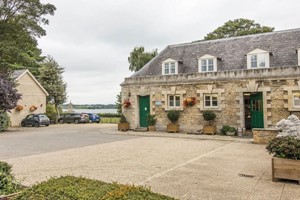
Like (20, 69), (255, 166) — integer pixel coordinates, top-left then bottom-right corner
(1, 124), (299, 200)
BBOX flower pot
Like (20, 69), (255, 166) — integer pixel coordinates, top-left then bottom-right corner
(226, 131), (236, 136)
(203, 125), (216, 135)
(167, 123), (179, 133)
(272, 157), (300, 184)
(148, 126), (156, 132)
(118, 123), (129, 131)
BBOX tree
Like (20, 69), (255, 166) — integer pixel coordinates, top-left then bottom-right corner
(0, 71), (22, 112)
(128, 46), (158, 72)
(37, 56), (67, 116)
(204, 18), (274, 40)
(115, 92), (122, 114)
(0, 0), (56, 74)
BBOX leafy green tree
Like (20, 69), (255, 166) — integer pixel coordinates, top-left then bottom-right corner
(0, 0), (56, 74)
(128, 46), (158, 72)
(204, 18), (274, 40)
(38, 56), (67, 116)
(115, 92), (122, 114)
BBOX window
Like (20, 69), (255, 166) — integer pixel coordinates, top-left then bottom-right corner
(204, 94), (218, 108)
(198, 55), (217, 72)
(247, 49), (269, 69)
(293, 92), (300, 107)
(162, 59), (178, 75)
(168, 95), (180, 108)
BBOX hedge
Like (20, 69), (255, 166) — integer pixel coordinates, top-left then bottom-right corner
(0, 112), (9, 131)
(15, 176), (176, 200)
(0, 161), (21, 195)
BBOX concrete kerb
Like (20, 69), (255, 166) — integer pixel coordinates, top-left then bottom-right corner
(102, 129), (254, 144)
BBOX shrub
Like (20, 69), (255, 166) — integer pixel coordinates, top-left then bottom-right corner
(0, 112), (9, 131)
(146, 114), (156, 126)
(0, 161), (21, 195)
(98, 113), (121, 118)
(202, 110), (216, 125)
(15, 176), (175, 200)
(119, 114), (128, 123)
(46, 104), (57, 122)
(220, 125), (236, 135)
(266, 136), (300, 160)
(167, 110), (180, 124)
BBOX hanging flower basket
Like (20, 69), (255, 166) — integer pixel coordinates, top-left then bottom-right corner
(183, 97), (196, 107)
(15, 105), (24, 111)
(29, 105), (37, 112)
(123, 99), (131, 108)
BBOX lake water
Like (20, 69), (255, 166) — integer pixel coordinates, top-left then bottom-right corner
(63, 109), (117, 114)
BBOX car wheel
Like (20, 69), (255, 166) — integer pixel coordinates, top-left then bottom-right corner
(97, 121), (100, 124)
(74, 119), (79, 124)
(21, 122), (25, 127)
(89, 120), (92, 123)
(59, 119), (64, 124)
(45, 124), (49, 127)
(34, 122), (40, 127)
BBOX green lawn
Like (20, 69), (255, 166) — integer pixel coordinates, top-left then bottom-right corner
(101, 117), (120, 124)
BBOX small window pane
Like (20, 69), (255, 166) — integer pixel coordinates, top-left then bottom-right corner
(205, 100), (211, 107)
(201, 60), (207, 72)
(165, 63), (169, 74)
(293, 92), (300, 107)
(170, 63), (175, 74)
(251, 55), (257, 68)
(258, 54), (266, 67)
(169, 96), (174, 107)
(175, 96), (180, 107)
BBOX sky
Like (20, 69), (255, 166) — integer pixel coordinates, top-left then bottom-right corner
(38, 0), (300, 104)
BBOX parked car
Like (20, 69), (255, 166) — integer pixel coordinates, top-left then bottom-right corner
(21, 114), (50, 127)
(58, 113), (89, 124)
(84, 113), (101, 123)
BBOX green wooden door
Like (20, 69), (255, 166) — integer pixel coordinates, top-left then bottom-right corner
(139, 96), (150, 127)
(250, 93), (264, 128)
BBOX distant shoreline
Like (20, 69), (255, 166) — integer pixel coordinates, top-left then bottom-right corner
(62, 108), (117, 114)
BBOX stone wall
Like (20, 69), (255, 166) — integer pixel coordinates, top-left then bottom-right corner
(122, 67), (300, 132)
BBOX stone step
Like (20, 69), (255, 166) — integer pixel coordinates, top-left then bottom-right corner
(134, 127), (148, 132)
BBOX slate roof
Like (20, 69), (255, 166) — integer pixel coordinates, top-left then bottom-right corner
(132, 28), (300, 77)
(13, 69), (27, 79)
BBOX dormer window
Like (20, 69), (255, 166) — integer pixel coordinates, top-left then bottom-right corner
(198, 54), (217, 72)
(247, 49), (270, 69)
(162, 58), (178, 75)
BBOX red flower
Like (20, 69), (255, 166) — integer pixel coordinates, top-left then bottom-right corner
(183, 97), (196, 107)
(123, 99), (131, 108)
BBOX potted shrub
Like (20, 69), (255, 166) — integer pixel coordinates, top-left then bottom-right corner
(118, 114), (129, 131)
(167, 110), (180, 133)
(147, 114), (156, 131)
(202, 110), (216, 135)
(266, 136), (300, 184)
(220, 125), (237, 136)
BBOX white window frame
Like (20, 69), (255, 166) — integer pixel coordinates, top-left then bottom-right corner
(293, 91), (300, 108)
(162, 58), (178, 75)
(204, 94), (218, 108)
(247, 49), (270, 69)
(168, 95), (181, 108)
(298, 48), (300, 66)
(198, 54), (217, 72)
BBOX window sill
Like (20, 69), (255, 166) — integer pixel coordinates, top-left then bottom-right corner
(165, 108), (183, 111)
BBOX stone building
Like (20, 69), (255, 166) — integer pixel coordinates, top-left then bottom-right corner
(121, 29), (300, 132)
(9, 69), (48, 126)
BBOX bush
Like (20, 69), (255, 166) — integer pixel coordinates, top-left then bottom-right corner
(46, 104), (57, 122)
(0, 112), (9, 131)
(146, 114), (156, 126)
(15, 176), (175, 200)
(98, 113), (121, 118)
(220, 125), (236, 135)
(0, 161), (21, 195)
(119, 114), (128, 123)
(202, 110), (216, 122)
(167, 110), (180, 124)
(266, 136), (300, 160)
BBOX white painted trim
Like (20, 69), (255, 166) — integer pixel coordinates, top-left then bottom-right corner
(15, 69), (49, 96)
(162, 58), (178, 75)
(247, 48), (270, 69)
(198, 54), (217, 72)
(298, 48), (300, 66)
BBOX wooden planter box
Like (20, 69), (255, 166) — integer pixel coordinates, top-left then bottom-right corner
(272, 157), (300, 184)
(167, 124), (179, 133)
(118, 123), (129, 131)
(148, 126), (156, 132)
(203, 125), (216, 135)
